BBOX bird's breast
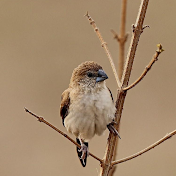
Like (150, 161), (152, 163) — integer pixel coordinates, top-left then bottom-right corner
(64, 88), (116, 141)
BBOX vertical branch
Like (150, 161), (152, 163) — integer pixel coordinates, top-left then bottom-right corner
(99, 0), (149, 176)
(118, 0), (128, 80)
(121, 0), (149, 87)
(109, 1), (128, 176)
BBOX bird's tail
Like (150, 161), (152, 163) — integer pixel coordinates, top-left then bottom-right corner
(76, 138), (88, 167)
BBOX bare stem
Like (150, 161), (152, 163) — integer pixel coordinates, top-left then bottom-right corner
(85, 12), (121, 88)
(24, 108), (103, 163)
(121, 0), (149, 87)
(124, 44), (164, 91)
(109, 1), (128, 175)
(112, 129), (176, 166)
(99, 1), (150, 176)
(118, 0), (128, 80)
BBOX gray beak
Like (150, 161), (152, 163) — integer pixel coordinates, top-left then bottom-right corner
(96, 69), (108, 83)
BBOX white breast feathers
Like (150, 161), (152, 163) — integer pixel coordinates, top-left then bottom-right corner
(64, 86), (116, 141)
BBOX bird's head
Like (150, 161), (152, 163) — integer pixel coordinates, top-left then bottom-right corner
(70, 61), (108, 89)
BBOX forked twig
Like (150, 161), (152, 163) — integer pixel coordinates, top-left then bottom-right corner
(111, 29), (120, 42)
(124, 44), (164, 91)
(112, 129), (176, 166)
(24, 108), (103, 164)
(111, 29), (129, 44)
(85, 12), (121, 88)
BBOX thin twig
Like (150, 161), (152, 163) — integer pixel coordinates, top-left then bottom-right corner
(124, 44), (164, 91)
(85, 12), (121, 89)
(111, 29), (128, 44)
(111, 29), (120, 42)
(112, 129), (176, 166)
(24, 107), (103, 163)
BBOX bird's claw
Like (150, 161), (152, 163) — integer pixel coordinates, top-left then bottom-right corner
(107, 123), (121, 139)
(110, 120), (117, 125)
(78, 144), (89, 160)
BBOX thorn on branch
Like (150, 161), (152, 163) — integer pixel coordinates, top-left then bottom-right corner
(132, 24), (136, 32)
(132, 24), (149, 34)
(142, 25), (150, 30)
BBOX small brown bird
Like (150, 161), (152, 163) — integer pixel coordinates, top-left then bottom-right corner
(60, 61), (120, 167)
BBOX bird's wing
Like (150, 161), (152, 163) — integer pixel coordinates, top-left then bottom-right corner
(60, 88), (70, 126)
(106, 87), (121, 138)
(107, 87), (114, 102)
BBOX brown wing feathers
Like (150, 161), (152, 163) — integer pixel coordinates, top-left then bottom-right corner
(60, 89), (70, 126)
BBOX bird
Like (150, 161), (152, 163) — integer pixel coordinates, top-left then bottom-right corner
(60, 61), (120, 167)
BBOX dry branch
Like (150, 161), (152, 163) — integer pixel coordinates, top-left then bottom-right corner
(85, 12), (121, 88)
(109, 1), (128, 175)
(112, 129), (176, 165)
(24, 1), (168, 176)
(121, 0), (149, 87)
(124, 44), (164, 91)
(24, 108), (103, 163)
(99, 1), (150, 175)
(111, 0), (128, 81)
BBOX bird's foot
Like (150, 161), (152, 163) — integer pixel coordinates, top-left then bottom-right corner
(107, 123), (121, 139)
(110, 120), (117, 125)
(78, 143), (89, 160)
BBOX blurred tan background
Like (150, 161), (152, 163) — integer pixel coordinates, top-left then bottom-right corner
(0, 0), (176, 176)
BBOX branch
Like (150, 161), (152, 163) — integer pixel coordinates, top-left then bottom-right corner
(112, 129), (176, 166)
(24, 108), (103, 164)
(121, 0), (149, 87)
(124, 44), (164, 91)
(111, 29), (128, 81)
(99, 1), (150, 175)
(111, 29), (128, 45)
(112, 0), (128, 81)
(85, 12), (121, 88)
(109, 1), (128, 175)
(111, 29), (120, 42)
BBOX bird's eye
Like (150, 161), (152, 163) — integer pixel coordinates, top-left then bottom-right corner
(87, 72), (93, 77)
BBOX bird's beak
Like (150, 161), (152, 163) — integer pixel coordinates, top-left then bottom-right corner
(96, 69), (108, 83)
